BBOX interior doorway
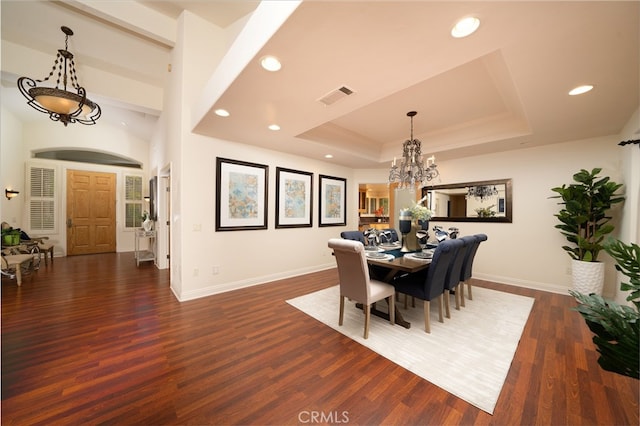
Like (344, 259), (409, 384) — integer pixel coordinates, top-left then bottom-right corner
(156, 164), (171, 270)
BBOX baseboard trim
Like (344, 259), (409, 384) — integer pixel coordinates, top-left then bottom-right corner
(175, 267), (575, 302)
(177, 263), (336, 302)
(473, 272), (570, 295)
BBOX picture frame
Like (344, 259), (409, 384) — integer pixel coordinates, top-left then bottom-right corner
(276, 167), (313, 228)
(215, 157), (268, 231)
(319, 174), (346, 227)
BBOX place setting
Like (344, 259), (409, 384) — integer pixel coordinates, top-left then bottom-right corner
(365, 251), (394, 261)
(403, 230), (433, 260)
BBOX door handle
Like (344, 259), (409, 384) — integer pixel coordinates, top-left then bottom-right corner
(67, 218), (72, 228)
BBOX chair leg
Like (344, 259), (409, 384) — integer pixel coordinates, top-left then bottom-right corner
(423, 300), (431, 333)
(467, 280), (473, 300)
(364, 304), (370, 339)
(455, 286), (461, 310)
(460, 283), (466, 307)
(437, 296), (444, 323)
(444, 290), (451, 318)
(388, 294), (395, 326)
(404, 293), (408, 309)
(339, 295), (345, 326)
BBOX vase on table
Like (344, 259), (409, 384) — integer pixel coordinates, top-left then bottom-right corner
(405, 221), (423, 251)
(143, 218), (153, 232)
(399, 211), (413, 252)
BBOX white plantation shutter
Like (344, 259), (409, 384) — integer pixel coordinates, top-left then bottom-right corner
(30, 167), (55, 231)
(125, 175), (143, 228)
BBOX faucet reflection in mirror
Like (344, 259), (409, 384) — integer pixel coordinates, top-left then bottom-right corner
(467, 185), (498, 202)
(388, 111), (440, 188)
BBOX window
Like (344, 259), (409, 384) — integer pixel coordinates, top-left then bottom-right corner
(125, 175), (143, 228)
(30, 167), (55, 231)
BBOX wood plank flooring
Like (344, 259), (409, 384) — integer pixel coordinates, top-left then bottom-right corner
(2, 252), (638, 425)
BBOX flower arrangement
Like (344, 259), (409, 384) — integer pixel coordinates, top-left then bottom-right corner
(403, 195), (434, 221)
(374, 206), (384, 216)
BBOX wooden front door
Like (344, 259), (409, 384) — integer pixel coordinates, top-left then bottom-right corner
(67, 170), (116, 255)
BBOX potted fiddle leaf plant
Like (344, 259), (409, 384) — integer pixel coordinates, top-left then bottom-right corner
(550, 168), (624, 295)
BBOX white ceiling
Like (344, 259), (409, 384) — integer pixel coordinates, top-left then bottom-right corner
(1, 1), (638, 169)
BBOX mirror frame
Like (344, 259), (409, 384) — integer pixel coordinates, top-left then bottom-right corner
(422, 178), (513, 223)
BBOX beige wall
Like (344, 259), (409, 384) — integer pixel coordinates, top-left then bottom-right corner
(0, 103), (151, 255)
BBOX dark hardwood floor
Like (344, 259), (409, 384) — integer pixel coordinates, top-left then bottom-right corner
(1, 253), (638, 425)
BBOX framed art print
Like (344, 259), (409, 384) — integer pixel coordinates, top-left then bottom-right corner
(276, 167), (313, 228)
(216, 157), (268, 231)
(319, 174), (346, 227)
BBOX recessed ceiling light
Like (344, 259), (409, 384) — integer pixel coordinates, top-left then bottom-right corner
(215, 109), (230, 117)
(260, 55), (281, 72)
(451, 16), (480, 38)
(268, 124), (280, 131)
(569, 85), (594, 96)
(325, 154), (333, 159)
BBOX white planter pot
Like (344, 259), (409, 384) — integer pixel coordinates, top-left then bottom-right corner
(571, 259), (605, 295)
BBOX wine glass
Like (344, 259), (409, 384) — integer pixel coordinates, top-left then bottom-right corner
(364, 229), (378, 251)
(415, 230), (429, 257)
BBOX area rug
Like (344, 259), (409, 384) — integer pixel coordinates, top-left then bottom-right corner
(286, 285), (534, 414)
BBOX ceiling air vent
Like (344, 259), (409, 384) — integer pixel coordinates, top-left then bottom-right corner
(317, 86), (355, 106)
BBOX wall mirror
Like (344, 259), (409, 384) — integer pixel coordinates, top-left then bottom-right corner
(421, 178), (512, 223)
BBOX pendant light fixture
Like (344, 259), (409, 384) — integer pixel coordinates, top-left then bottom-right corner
(388, 111), (439, 188)
(17, 26), (101, 126)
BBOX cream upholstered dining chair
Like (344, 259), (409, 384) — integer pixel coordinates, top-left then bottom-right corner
(328, 238), (395, 339)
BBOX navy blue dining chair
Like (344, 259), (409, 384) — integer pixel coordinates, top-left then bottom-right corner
(340, 231), (366, 244)
(443, 236), (472, 317)
(460, 234), (488, 301)
(393, 238), (463, 333)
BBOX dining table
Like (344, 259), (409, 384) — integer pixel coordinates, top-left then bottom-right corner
(364, 243), (433, 329)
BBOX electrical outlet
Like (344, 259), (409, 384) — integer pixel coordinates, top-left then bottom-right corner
(212, 265), (220, 275)
(193, 268), (199, 277)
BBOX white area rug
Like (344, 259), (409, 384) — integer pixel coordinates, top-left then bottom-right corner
(286, 285), (534, 414)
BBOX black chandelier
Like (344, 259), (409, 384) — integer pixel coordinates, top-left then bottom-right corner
(467, 185), (498, 201)
(388, 111), (439, 189)
(17, 26), (101, 127)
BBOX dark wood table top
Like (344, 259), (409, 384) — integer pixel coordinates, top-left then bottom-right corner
(366, 253), (431, 274)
